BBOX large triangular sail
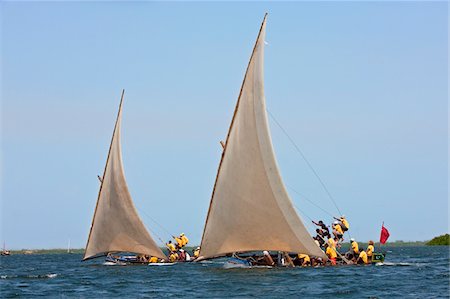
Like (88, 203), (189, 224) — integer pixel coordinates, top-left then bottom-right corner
(199, 15), (326, 260)
(83, 90), (166, 260)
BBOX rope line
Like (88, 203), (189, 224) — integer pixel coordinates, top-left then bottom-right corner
(135, 206), (173, 240)
(287, 184), (334, 217)
(267, 109), (343, 216)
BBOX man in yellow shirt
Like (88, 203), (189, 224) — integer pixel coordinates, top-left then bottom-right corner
(149, 256), (158, 263)
(350, 238), (359, 258)
(166, 240), (176, 252)
(180, 233), (189, 247)
(332, 221), (344, 241)
(357, 250), (368, 264)
(326, 245), (337, 265)
(366, 240), (374, 261)
(297, 254), (311, 266)
(334, 215), (349, 232)
(193, 247), (200, 258)
(173, 235), (183, 248)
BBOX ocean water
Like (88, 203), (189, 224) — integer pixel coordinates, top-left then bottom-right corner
(1, 246), (448, 298)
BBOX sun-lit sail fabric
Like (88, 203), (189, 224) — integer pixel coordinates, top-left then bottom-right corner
(83, 94), (166, 260)
(199, 16), (326, 260)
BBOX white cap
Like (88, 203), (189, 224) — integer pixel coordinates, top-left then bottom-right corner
(333, 221), (339, 225)
(179, 249), (184, 252)
(350, 238), (355, 242)
(263, 251), (269, 255)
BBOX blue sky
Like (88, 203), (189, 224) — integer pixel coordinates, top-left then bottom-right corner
(1, 2), (447, 249)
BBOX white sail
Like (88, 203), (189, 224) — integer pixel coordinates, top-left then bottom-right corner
(83, 91), (166, 260)
(199, 15), (326, 260)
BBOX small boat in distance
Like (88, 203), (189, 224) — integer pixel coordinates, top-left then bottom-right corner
(83, 90), (167, 265)
(197, 14), (327, 266)
(1, 241), (11, 256)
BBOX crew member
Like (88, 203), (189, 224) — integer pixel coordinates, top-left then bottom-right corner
(180, 233), (189, 247)
(298, 253), (311, 266)
(366, 240), (374, 261)
(332, 221), (344, 241)
(193, 247), (200, 258)
(357, 250), (368, 264)
(350, 238), (359, 260)
(149, 256), (158, 263)
(326, 244), (337, 265)
(166, 240), (176, 252)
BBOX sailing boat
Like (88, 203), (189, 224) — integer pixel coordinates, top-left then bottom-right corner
(197, 14), (326, 265)
(83, 90), (167, 264)
(1, 241), (11, 256)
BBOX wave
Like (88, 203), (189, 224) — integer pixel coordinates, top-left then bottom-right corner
(375, 262), (425, 267)
(0, 273), (58, 279)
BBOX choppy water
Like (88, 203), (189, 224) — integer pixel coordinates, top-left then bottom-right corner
(1, 246), (449, 298)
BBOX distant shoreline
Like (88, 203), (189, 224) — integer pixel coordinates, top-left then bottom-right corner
(3, 241), (437, 254)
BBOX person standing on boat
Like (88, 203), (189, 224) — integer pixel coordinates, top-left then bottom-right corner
(366, 240), (375, 262)
(325, 244), (337, 265)
(350, 238), (360, 260)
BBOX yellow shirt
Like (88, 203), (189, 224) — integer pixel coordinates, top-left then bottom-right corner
(169, 253), (178, 262)
(298, 254), (310, 263)
(328, 238), (336, 248)
(193, 249), (200, 258)
(351, 241), (359, 254)
(326, 247), (337, 259)
(166, 243), (176, 252)
(359, 251), (368, 264)
(149, 257), (158, 263)
(367, 245), (374, 257)
(181, 235), (189, 246)
(334, 224), (343, 234)
(341, 218), (349, 229)
(174, 237), (183, 247)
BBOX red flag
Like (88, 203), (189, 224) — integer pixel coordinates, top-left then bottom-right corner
(380, 223), (390, 244)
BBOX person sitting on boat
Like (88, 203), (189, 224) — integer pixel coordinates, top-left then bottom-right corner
(166, 240), (176, 252)
(297, 254), (311, 267)
(366, 240), (375, 262)
(311, 257), (324, 267)
(180, 233), (189, 247)
(193, 246), (200, 258)
(356, 250), (368, 264)
(350, 238), (359, 260)
(334, 215), (349, 232)
(312, 220), (331, 238)
(262, 250), (275, 266)
(149, 256), (158, 263)
(178, 249), (186, 261)
(332, 221), (344, 241)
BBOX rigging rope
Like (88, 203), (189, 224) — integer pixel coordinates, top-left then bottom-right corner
(135, 206), (174, 241)
(287, 184), (334, 217)
(267, 109), (343, 216)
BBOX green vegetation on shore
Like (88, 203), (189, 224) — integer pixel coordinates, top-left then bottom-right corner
(426, 234), (450, 246)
